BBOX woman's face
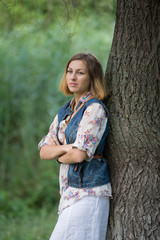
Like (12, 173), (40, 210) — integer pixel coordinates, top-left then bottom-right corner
(66, 60), (91, 97)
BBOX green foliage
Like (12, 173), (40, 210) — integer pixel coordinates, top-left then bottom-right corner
(0, 207), (58, 240)
(0, 1), (115, 239)
(0, 0), (116, 31)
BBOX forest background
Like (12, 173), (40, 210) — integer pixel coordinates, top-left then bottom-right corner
(0, 1), (116, 239)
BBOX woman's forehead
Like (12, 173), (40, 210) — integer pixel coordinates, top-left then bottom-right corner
(68, 60), (87, 70)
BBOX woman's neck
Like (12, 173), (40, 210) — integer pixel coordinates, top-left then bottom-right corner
(74, 95), (80, 108)
(73, 91), (89, 111)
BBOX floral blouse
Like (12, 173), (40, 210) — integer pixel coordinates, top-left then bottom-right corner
(38, 93), (112, 214)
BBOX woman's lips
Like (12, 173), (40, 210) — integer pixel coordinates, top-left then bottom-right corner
(69, 83), (77, 87)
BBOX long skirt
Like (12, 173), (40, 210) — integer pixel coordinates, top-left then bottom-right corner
(49, 196), (110, 240)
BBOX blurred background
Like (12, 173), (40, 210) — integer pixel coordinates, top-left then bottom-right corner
(0, 1), (115, 239)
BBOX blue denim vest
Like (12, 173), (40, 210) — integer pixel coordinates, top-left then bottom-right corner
(57, 97), (110, 188)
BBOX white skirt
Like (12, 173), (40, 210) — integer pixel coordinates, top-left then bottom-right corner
(49, 196), (110, 240)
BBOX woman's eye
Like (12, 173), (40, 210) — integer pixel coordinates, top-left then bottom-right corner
(67, 70), (72, 74)
(78, 72), (84, 75)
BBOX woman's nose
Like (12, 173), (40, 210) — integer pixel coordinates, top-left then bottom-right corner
(70, 72), (76, 80)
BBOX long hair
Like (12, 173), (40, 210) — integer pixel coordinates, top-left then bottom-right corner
(59, 53), (108, 100)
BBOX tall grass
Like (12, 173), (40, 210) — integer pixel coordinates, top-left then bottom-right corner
(0, 7), (115, 239)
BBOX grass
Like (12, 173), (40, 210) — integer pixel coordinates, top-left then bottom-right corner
(0, 206), (58, 240)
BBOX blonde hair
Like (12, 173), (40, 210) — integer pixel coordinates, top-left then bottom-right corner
(59, 53), (108, 100)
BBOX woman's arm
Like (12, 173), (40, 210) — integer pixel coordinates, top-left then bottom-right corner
(40, 143), (73, 160)
(38, 115), (73, 160)
(40, 135), (86, 162)
(58, 148), (87, 164)
(40, 132), (87, 162)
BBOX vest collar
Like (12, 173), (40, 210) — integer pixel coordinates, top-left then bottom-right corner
(70, 92), (92, 111)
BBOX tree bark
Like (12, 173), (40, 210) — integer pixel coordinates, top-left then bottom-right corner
(105, 0), (160, 239)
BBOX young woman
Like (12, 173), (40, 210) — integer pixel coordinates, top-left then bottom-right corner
(38, 53), (112, 240)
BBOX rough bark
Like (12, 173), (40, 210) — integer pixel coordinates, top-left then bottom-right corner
(105, 0), (160, 239)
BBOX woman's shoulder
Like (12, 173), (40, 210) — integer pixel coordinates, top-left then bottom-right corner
(85, 98), (109, 116)
(86, 97), (105, 106)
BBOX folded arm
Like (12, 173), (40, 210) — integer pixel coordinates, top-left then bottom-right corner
(58, 148), (87, 164)
(40, 135), (87, 163)
(39, 134), (73, 160)
(40, 144), (73, 160)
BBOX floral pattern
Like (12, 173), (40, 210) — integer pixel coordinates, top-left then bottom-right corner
(89, 117), (103, 130)
(64, 191), (80, 201)
(61, 176), (68, 192)
(38, 92), (112, 214)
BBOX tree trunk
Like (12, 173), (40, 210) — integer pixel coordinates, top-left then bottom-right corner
(105, 0), (160, 239)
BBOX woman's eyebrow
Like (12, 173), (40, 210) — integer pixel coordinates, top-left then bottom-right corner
(68, 67), (84, 71)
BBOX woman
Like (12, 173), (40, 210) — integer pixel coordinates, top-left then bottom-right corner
(38, 53), (112, 240)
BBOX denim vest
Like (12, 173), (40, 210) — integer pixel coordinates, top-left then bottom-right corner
(57, 97), (110, 188)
